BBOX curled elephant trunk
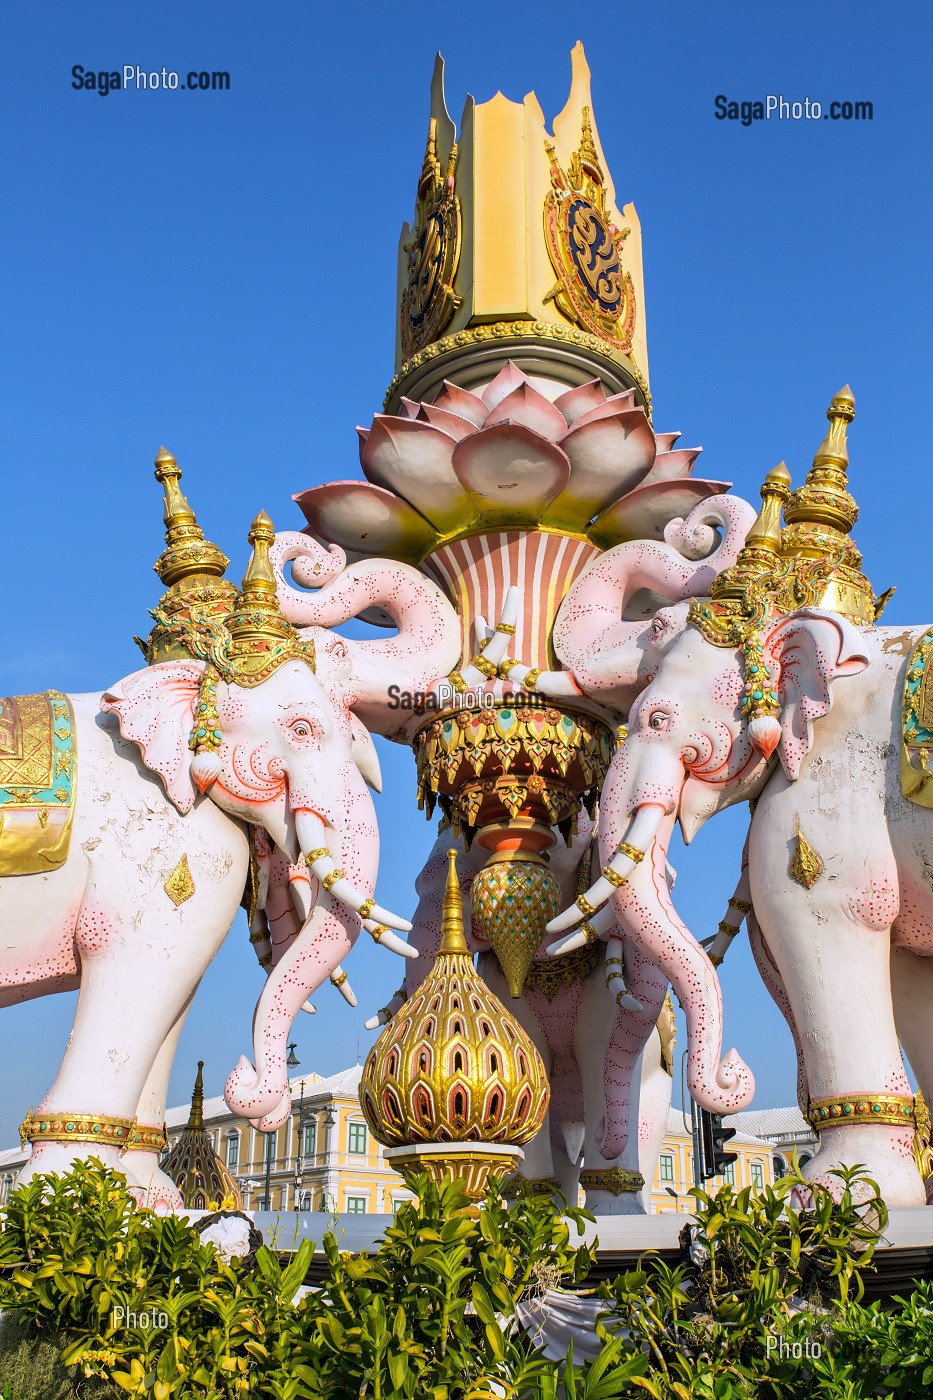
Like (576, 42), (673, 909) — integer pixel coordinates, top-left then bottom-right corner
(609, 812), (755, 1115)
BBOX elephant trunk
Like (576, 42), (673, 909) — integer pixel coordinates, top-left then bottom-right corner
(552, 496), (756, 709)
(598, 946), (668, 1160)
(225, 901), (357, 1125)
(609, 811), (755, 1115)
(271, 536), (462, 734)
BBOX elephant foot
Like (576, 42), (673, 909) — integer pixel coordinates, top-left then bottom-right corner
(122, 1152), (185, 1215)
(795, 1126), (925, 1210)
(15, 1141), (128, 1190)
(584, 1188), (647, 1216)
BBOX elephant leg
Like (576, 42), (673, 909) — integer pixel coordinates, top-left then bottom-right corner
(122, 994), (198, 1214)
(578, 951), (667, 1215)
(18, 915), (228, 1189)
(891, 947), (933, 1202)
(747, 912), (809, 1111)
(750, 788), (924, 1208)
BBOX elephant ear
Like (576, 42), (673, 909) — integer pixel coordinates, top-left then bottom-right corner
(763, 608), (869, 780)
(101, 661), (204, 813)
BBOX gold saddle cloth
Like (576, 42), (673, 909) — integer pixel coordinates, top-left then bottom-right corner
(0, 691), (76, 875)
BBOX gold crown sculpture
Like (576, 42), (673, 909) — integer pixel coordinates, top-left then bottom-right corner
(688, 388), (880, 757)
(691, 386), (879, 651)
(144, 447), (237, 665)
(145, 454), (315, 688)
(387, 43), (649, 412)
(359, 850), (549, 1201)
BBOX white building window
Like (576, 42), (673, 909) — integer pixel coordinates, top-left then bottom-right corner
(750, 1162), (764, 1190)
(226, 1133), (239, 1170)
(659, 1153), (674, 1182)
(303, 1121), (316, 1158)
(348, 1122), (367, 1155)
(346, 1196), (367, 1214)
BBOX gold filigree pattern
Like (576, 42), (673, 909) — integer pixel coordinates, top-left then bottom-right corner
(414, 701), (613, 843)
(524, 941), (600, 1002)
(543, 108), (636, 353)
(471, 854), (562, 998)
(164, 854), (196, 907)
(579, 1166), (644, 1194)
(20, 1109), (136, 1152)
(900, 625), (933, 809)
(806, 1092), (916, 1130)
(400, 120), (461, 356)
(359, 851), (549, 1156)
(0, 692), (76, 875)
(790, 823), (824, 888)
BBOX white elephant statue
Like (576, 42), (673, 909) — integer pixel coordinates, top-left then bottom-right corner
(548, 393), (933, 1208)
(0, 454), (433, 1211)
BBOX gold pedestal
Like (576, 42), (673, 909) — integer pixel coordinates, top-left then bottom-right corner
(385, 1141), (525, 1208)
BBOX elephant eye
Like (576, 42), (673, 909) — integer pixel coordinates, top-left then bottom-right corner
(290, 720), (314, 740)
(648, 710), (669, 731)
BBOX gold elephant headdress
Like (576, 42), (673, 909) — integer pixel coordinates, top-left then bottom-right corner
(144, 447), (315, 686)
(687, 388), (881, 752)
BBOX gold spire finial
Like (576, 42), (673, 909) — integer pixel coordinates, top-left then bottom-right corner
(146, 449), (236, 665)
(188, 1060), (205, 1131)
(153, 447), (229, 588)
(781, 385), (875, 624)
(221, 512), (316, 685)
(576, 106), (602, 182)
(744, 462), (792, 554)
(439, 848), (470, 955)
(710, 461), (792, 604)
(239, 511), (278, 599)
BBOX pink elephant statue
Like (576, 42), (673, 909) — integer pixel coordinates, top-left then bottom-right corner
(0, 471), (431, 1211)
(548, 428), (933, 1207)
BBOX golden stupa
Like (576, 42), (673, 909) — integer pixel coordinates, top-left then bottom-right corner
(161, 1062), (242, 1211)
(359, 850), (550, 1200)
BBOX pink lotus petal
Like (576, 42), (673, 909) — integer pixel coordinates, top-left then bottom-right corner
(553, 378), (608, 426)
(398, 397), (422, 420)
(481, 361), (530, 411)
(356, 426), (370, 452)
(588, 477), (731, 550)
(484, 381), (569, 441)
(638, 447), (701, 486)
(360, 416), (467, 532)
(653, 432), (682, 453)
(432, 380), (487, 427)
(420, 402), (480, 442)
(451, 422), (571, 520)
(544, 409), (657, 530)
(294, 481), (436, 561)
(570, 389), (639, 429)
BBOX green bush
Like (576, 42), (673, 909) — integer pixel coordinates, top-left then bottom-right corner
(0, 1157), (926, 1399)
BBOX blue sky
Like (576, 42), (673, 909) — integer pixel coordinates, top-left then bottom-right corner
(1, 1), (930, 1138)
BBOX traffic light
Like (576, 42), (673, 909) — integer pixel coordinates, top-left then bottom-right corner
(699, 1109), (738, 1181)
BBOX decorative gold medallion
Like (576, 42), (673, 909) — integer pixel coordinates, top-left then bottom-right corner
(0, 692), (76, 876)
(164, 853), (196, 906)
(579, 1165), (645, 1194)
(790, 822), (824, 889)
(543, 107), (636, 352)
(401, 119), (462, 356)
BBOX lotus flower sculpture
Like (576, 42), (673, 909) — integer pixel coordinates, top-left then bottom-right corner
(294, 363), (730, 672)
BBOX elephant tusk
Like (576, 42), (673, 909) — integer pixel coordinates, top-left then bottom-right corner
(459, 587), (520, 684)
(546, 904), (614, 958)
(604, 934), (644, 1013)
(363, 984), (407, 1030)
(705, 871), (752, 967)
(546, 804), (666, 934)
(547, 926), (592, 958)
(330, 965), (357, 1006)
(294, 817), (414, 924)
(301, 999), (317, 1014)
(365, 919), (419, 959)
(288, 866), (314, 925)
